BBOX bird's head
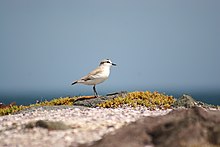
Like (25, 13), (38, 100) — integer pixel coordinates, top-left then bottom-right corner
(99, 59), (117, 67)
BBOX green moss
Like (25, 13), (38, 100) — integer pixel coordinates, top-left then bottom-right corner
(97, 91), (176, 109)
(0, 97), (76, 116)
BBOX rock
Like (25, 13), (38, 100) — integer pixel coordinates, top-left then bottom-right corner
(173, 94), (218, 109)
(173, 94), (196, 108)
(26, 120), (71, 130)
(86, 107), (220, 147)
(73, 91), (128, 107)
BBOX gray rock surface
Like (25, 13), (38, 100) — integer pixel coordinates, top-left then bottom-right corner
(87, 107), (220, 147)
(73, 91), (128, 107)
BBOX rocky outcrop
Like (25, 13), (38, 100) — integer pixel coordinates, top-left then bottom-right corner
(1, 93), (219, 147)
(173, 94), (218, 109)
(87, 107), (220, 147)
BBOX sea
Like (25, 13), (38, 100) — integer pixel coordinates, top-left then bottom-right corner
(0, 90), (220, 106)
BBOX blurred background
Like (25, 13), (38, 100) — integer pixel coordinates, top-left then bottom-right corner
(0, 0), (220, 105)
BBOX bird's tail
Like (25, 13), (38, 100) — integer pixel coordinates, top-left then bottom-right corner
(71, 81), (78, 85)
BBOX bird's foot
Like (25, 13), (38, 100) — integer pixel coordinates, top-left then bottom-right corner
(94, 95), (100, 98)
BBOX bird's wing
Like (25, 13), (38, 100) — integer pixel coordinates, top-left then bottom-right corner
(81, 67), (102, 81)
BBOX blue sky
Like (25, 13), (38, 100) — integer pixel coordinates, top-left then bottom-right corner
(0, 1), (220, 104)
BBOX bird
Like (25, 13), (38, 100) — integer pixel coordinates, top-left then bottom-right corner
(71, 59), (116, 97)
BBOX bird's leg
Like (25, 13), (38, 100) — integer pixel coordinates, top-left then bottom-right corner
(93, 85), (98, 97)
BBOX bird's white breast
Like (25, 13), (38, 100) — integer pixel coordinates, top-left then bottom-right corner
(83, 66), (110, 85)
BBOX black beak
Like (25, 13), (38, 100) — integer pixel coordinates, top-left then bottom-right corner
(112, 63), (117, 66)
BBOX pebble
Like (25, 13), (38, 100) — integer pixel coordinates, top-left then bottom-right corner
(0, 106), (172, 147)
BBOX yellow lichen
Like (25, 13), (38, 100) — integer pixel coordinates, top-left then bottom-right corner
(0, 97), (76, 116)
(97, 91), (176, 109)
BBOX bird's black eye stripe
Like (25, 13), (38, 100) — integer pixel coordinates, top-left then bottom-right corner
(100, 60), (111, 65)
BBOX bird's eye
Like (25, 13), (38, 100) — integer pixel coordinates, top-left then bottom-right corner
(106, 61), (110, 63)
